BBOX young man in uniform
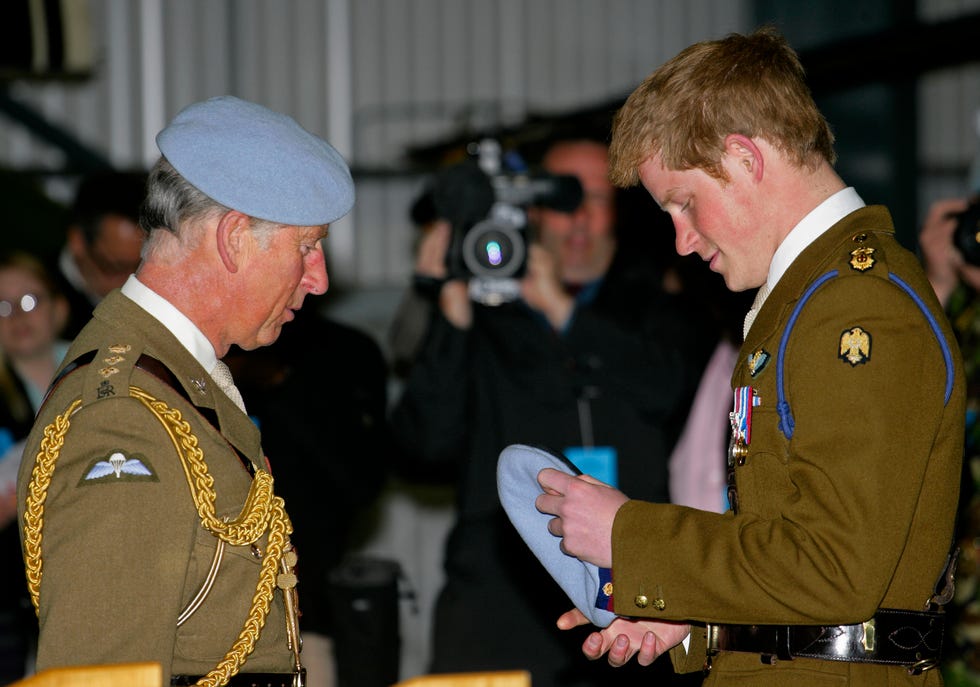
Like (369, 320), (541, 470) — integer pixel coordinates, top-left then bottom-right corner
(533, 28), (965, 686)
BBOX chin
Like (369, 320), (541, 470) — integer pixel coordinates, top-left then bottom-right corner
(720, 274), (742, 291)
(259, 326), (286, 347)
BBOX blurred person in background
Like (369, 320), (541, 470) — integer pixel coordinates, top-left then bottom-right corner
(0, 251), (71, 684)
(387, 188), (441, 380)
(57, 170), (147, 340)
(919, 193), (980, 687)
(390, 135), (707, 687)
(226, 294), (392, 687)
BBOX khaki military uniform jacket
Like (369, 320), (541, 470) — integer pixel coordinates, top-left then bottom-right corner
(16, 291), (294, 685)
(610, 206), (965, 685)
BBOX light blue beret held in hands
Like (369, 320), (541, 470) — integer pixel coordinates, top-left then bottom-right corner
(497, 443), (616, 628)
(156, 95), (355, 226)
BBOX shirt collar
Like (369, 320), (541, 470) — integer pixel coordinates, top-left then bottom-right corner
(768, 187), (865, 291)
(120, 275), (218, 373)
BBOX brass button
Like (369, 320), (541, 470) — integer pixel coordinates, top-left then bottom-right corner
(250, 544), (263, 560)
(653, 598), (666, 611)
(276, 571), (298, 590)
(634, 594), (649, 609)
(852, 232), (868, 243)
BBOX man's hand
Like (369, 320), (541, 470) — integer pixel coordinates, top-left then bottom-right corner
(414, 220), (452, 279)
(413, 220), (473, 329)
(557, 608), (691, 667)
(439, 280), (473, 330)
(919, 197), (971, 307)
(535, 468), (628, 568)
(521, 244), (574, 330)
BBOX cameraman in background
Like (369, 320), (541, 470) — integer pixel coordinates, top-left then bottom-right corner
(920, 193), (980, 687)
(389, 136), (710, 687)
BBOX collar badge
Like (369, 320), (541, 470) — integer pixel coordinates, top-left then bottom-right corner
(747, 348), (770, 376)
(849, 246), (876, 272)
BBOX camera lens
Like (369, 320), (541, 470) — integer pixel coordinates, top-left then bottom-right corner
(462, 218), (526, 278)
(954, 201), (980, 266)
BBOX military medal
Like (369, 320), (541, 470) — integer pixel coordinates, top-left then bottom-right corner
(727, 386), (759, 513)
(728, 386), (759, 467)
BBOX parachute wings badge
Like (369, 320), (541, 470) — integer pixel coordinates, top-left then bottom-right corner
(79, 451), (158, 485)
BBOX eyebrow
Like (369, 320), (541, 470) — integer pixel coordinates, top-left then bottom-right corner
(652, 188), (675, 211)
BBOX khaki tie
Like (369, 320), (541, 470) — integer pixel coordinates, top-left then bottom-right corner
(742, 282), (770, 340)
(210, 360), (247, 413)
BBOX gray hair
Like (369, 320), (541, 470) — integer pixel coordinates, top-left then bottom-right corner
(140, 157), (280, 256)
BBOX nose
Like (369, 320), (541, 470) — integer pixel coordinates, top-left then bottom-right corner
(302, 244), (329, 295)
(673, 221), (699, 257)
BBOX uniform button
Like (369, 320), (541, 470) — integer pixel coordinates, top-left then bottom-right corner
(634, 594), (649, 608)
(653, 598), (666, 611)
(250, 544), (263, 560)
(852, 232), (868, 243)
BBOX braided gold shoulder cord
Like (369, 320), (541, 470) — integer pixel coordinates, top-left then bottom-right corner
(22, 388), (292, 687)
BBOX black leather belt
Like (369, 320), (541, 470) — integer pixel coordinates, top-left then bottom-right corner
(706, 608), (944, 674)
(171, 670), (304, 686)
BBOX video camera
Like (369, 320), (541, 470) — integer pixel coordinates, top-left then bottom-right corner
(954, 200), (980, 266)
(431, 139), (583, 305)
(952, 111), (980, 265)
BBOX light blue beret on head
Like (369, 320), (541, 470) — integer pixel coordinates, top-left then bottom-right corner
(497, 443), (616, 628)
(156, 95), (355, 226)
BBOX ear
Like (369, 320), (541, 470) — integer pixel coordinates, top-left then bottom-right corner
(214, 210), (251, 274)
(66, 226), (86, 259)
(724, 134), (764, 183)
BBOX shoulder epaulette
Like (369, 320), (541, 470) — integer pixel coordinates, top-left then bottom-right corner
(81, 343), (139, 406)
(42, 341), (141, 410)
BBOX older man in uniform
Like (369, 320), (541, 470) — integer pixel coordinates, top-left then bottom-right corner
(531, 29), (965, 686)
(17, 96), (353, 686)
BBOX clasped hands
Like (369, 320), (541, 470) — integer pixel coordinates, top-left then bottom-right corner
(535, 468), (691, 667)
